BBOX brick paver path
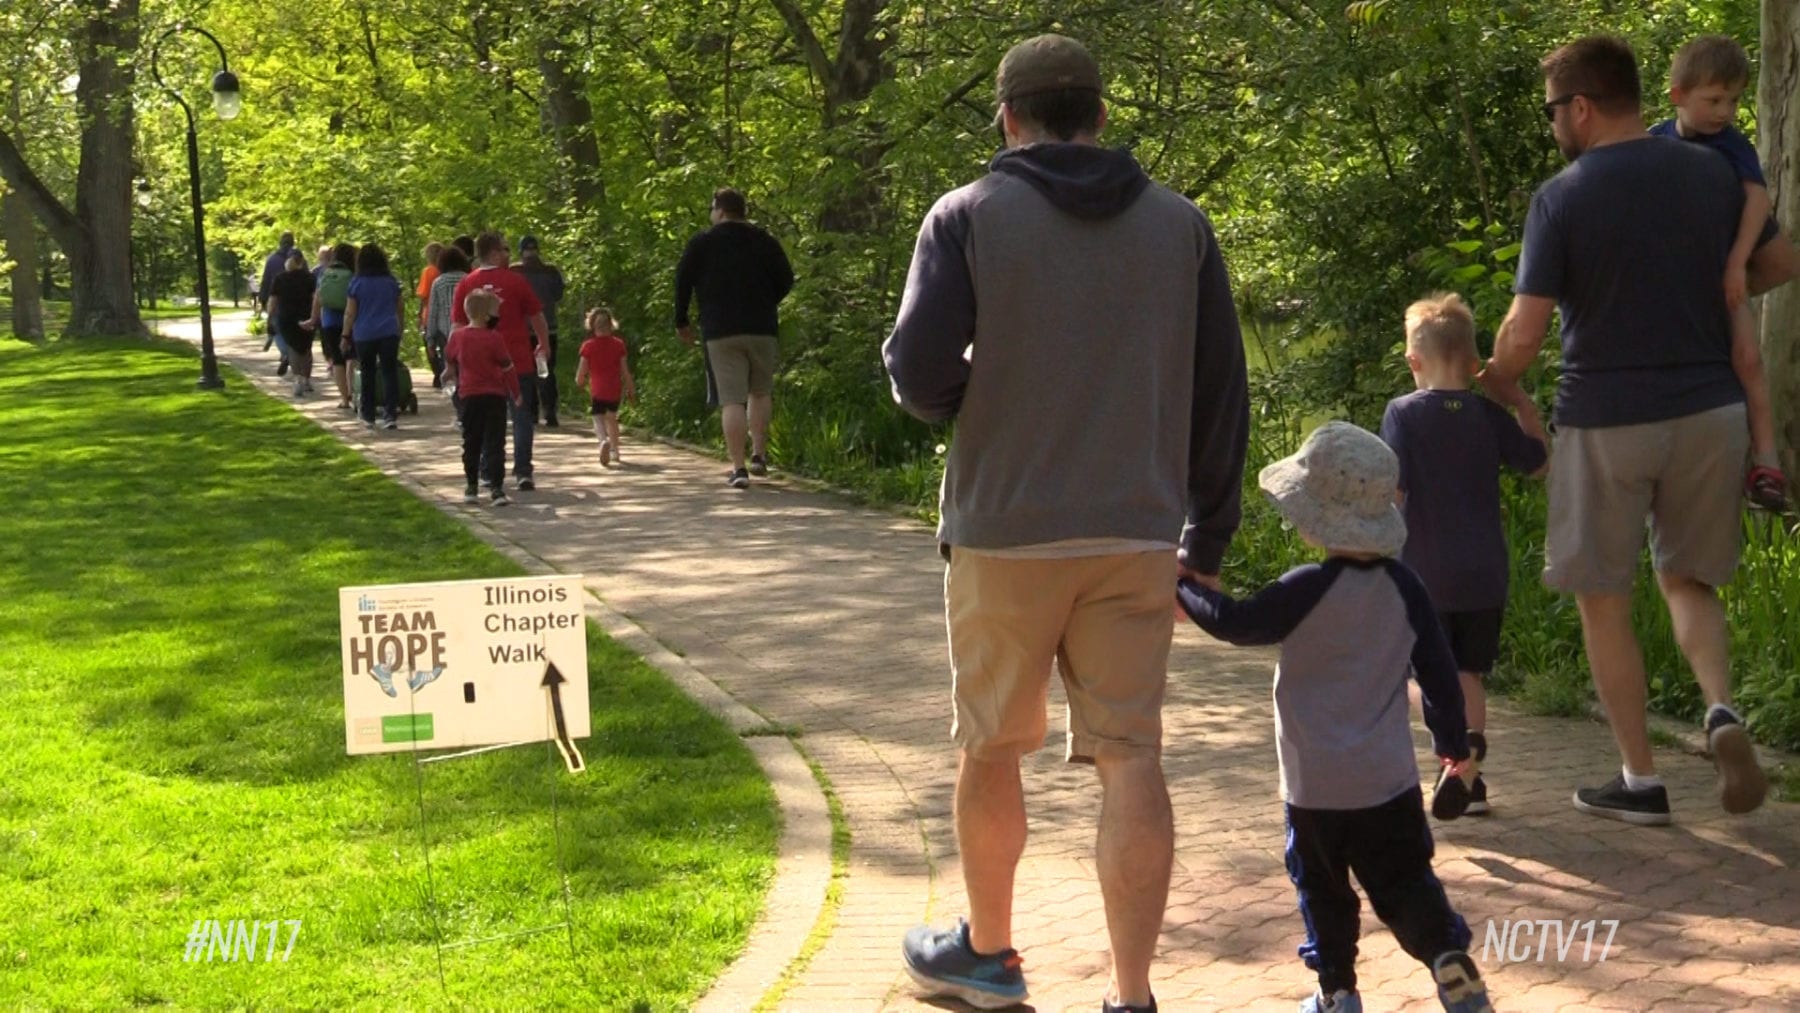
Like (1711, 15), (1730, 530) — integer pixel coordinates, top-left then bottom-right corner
(193, 321), (1798, 1010)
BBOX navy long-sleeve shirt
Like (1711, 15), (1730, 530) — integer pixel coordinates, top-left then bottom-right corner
(1179, 556), (1468, 809)
(673, 220), (793, 341)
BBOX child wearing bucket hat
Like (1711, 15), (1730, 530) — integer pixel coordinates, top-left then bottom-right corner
(1176, 421), (1492, 1013)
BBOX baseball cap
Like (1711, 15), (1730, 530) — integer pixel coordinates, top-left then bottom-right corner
(995, 34), (1103, 105)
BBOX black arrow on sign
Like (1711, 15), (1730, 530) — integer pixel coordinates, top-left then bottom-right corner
(541, 659), (586, 774)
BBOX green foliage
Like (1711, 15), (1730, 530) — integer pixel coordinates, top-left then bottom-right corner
(10, 0), (1797, 741)
(0, 336), (776, 1005)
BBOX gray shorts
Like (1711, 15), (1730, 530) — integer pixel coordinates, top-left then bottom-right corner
(1545, 402), (1748, 595)
(705, 334), (777, 405)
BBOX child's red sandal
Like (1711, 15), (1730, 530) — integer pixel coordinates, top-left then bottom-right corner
(1746, 465), (1789, 512)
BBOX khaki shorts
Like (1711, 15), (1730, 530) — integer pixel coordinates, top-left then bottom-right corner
(705, 334), (778, 405)
(1545, 402), (1747, 595)
(946, 548), (1174, 762)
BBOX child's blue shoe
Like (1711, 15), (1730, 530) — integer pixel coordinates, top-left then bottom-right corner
(1299, 988), (1361, 1013)
(1433, 951), (1494, 1013)
(901, 917), (1026, 1010)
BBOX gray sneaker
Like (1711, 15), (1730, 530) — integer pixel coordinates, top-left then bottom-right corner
(1707, 707), (1767, 814)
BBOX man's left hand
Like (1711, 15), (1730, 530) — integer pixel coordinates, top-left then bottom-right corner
(678, 325), (697, 347)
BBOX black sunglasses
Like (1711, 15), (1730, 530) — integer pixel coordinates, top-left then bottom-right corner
(1542, 93), (1582, 121)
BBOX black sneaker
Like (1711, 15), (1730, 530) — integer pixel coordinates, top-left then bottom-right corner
(542, 416), (560, 428)
(1465, 775), (1490, 816)
(727, 468), (750, 489)
(276, 358), (289, 376)
(1706, 706), (1768, 814)
(463, 485), (479, 504)
(516, 476), (535, 492)
(748, 453), (769, 476)
(1572, 774), (1671, 826)
(1431, 764), (1472, 821)
(491, 491), (511, 507)
(1103, 995), (1157, 1013)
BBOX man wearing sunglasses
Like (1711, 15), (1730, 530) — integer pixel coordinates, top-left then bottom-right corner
(1484, 36), (1796, 827)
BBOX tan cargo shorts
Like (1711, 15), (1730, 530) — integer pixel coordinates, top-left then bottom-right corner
(1545, 402), (1748, 595)
(705, 333), (778, 405)
(945, 548), (1175, 762)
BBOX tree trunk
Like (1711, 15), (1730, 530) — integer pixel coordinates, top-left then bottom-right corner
(537, 37), (605, 209)
(766, 0), (892, 234)
(0, 0), (142, 337)
(4, 188), (43, 339)
(1759, 0), (1800, 475)
(4, 82), (43, 340)
(68, 0), (142, 335)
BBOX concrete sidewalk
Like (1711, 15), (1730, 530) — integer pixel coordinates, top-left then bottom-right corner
(182, 319), (1798, 1011)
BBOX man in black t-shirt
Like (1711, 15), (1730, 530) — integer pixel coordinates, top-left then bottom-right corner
(674, 187), (794, 488)
(1484, 36), (1795, 826)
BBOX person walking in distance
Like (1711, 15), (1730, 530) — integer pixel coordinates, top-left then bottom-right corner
(515, 235), (567, 427)
(883, 34), (1248, 1013)
(675, 187), (794, 488)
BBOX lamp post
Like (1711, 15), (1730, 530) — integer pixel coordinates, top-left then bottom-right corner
(150, 24), (241, 391)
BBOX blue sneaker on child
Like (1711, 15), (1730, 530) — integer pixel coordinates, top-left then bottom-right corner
(1300, 988), (1361, 1013)
(1433, 951), (1494, 1013)
(901, 918), (1026, 1010)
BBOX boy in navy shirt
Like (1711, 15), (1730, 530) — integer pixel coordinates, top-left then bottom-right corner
(1650, 35), (1789, 510)
(1381, 293), (1548, 815)
(1178, 422), (1491, 1013)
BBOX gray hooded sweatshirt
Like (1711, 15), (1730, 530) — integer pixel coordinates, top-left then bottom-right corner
(882, 143), (1249, 571)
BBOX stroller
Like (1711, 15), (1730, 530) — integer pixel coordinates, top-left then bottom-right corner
(348, 359), (421, 416)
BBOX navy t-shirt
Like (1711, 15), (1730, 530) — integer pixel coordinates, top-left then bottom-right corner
(1648, 119), (1765, 185)
(1514, 136), (1745, 429)
(1380, 390), (1547, 612)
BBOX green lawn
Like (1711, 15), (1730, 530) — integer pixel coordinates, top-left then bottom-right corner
(0, 336), (777, 1006)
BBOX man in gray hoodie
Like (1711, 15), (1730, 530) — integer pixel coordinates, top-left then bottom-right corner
(884, 34), (1249, 1013)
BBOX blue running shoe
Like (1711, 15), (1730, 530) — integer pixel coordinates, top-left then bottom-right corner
(408, 665), (444, 693)
(1433, 952), (1494, 1013)
(370, 664), (398, 698)
(901, 918), (1026, 1010)
(1299, 988), (1361, 1013)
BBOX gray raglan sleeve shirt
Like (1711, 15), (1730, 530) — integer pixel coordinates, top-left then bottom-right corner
(882, 194), (975, 423)
(1182, 219), (1249, 574)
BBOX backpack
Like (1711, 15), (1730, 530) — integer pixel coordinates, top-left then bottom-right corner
(318, 266), (352, 311)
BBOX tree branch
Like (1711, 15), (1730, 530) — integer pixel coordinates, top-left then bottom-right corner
(765, 0), (833, 90)
(0, 126), (79, 252)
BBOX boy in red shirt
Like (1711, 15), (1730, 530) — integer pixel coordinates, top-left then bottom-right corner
(444, 289), (522, 506)
(574, 307), (637, 467)
(450, 231), (550, 490)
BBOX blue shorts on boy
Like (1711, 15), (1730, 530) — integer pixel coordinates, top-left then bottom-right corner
(1178, 557), (1472, 993)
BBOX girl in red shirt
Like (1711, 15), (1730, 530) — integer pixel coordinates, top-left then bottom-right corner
(574, 307), (637, 468)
